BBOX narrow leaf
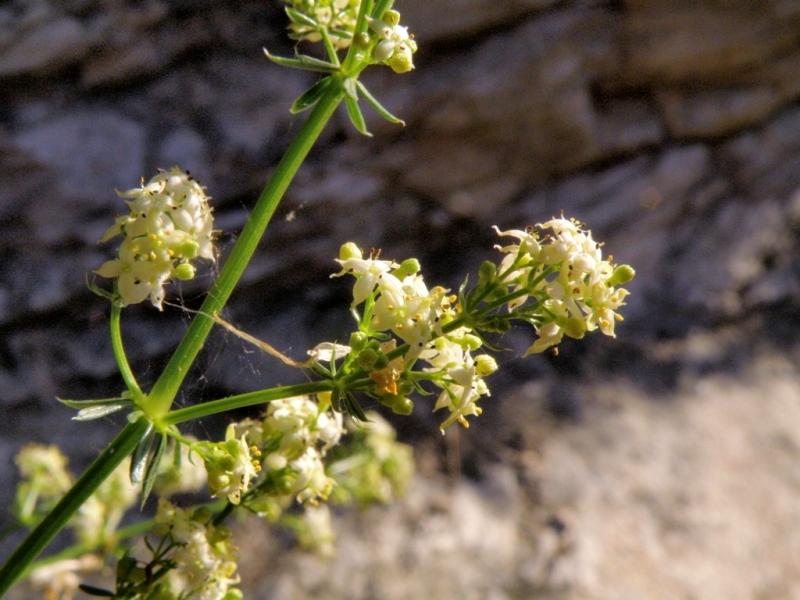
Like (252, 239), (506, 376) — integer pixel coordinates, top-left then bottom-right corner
(356, 81), (405, 125)
(263, 48), (338, 73)
(73, 403), (129, 421)
(78, 584), (114, 597)
(129, 428), (155, 484)
(140, 433), (167, 509)
(285, 7), (318, 27)
(343, 77), (359, 101)
(57, 396), (129, 409)
(344, 393), (368, 421)
(295, 52), (341, 71)
(345, 96), (372, 137)
(290, 77), (332, 114)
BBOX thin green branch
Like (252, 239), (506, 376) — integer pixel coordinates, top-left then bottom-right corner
(110, 303), (144, 402)
(0, 418), (151, 596)
(163, 382), (333, 426)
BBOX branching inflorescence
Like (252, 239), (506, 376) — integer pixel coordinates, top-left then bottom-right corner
(1, 2), (634, 599)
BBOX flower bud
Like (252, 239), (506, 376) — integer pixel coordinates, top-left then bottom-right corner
(339, 241), (362, 261)
(478, 260), (497, 285)
(393, 258), (421, 278)
(607, 264), (636, 286)
(173, 263), (196, 281)
(349, 331), (369, 352)
(383, 9), (401, 26)
(475, 354), (498, 377)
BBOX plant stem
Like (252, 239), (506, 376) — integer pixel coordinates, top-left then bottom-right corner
(163, 381), (333, 426)
(110, 303), (144, 403)
(145, 87), (344, 418)
(0, 418), (151, 596)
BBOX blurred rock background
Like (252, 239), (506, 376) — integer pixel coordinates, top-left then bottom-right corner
(2, 0), (800, 598)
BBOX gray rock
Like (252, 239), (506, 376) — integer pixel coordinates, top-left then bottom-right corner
(13, 108), (146, 207)
(0, 16), (89, 77)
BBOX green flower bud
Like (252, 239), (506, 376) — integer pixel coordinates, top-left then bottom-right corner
(478, 260), (497, 285)
(393, 258), (421, 278)
(356, 348), (380, 370)
(382, 394), (413, 416)
(561, 317), (587, 340)
(175, 239), (200, 259)
(339, 242), (362, 261)
(608, 264), (636, 286)
(383, 9), (401, 26)
(173, 262), (196, 281)
(355, 32), (371, 48)
(475, 354), (498, 377)
(349, 331), (369, 352)
(387, 46), (414, 74)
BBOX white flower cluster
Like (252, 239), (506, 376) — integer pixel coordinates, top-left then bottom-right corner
(259, 394), (344, 505)
(494, 217), (633, 354)
(368, 10), (418, 73)
(329, 411), (414, 504)
(155, 500), (241, 600)
(333, 243), (496, 431)
(14, 444), (73, 525)
(283, 0), (360, 47)
(96, 167), (215, 310)
(195, 425), (261, 505)
(29, 555), (102, 600)
(74, 457), (139, 546)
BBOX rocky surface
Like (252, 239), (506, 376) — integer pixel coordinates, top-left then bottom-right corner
(2, 0), (800, 598)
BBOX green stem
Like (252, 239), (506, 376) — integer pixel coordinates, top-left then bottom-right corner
(110, 303), (144, 403)
(0, 418), (151, 596)
(163, 381), (333, 426)
(145, 87), (344, 418)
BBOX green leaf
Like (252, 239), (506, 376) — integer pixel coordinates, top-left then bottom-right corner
(343, 77), (359, 101)
(285, 7), (318, 27)
(140, 433), (167, 509)
(356, 81), (405, 126)
(263, 48), (338, 73)
(343, 393), (368, 421)
(290, 77), (332, 114)
(344, 95), (372, 137)
(129, 428), (155, 484)
(72, 403), (129, 422)
(57, 395), (129, 409)
(78, 584), (114, 597)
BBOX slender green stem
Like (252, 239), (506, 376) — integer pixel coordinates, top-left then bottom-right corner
(146, 87), (344, 418)
(163, 382), (333, 426)
(320, 27), (341, 66)
(0, 418), (151, 596)
(110, 303), (144, 402)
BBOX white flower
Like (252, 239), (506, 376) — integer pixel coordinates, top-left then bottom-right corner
(29, 555), (102, 600)
(331, 242), (397, 307)
(283, 0), (360, 48)
(155, 500), (240, 600)
(308, 342), (351, 363)
(197, 425), (260, 505)
(290, 447), (335, 505)
(368, 15), (418, 73)
(96, 167), (215, 309)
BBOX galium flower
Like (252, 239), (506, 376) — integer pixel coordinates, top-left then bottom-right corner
(96, 167), (215, 310)
(195, 424), (261, 505)
(290, 505), (336, 556)
(154, 499), (241, 600)
(329, 411), (414, 505)
(29, 555), (102, 600)
(14, 444), (73, 525)
(283, 0), (360, 47)
(493, 217), (634, 355)
(368, 10), (418, 73)
(259, 394), (343, 505)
